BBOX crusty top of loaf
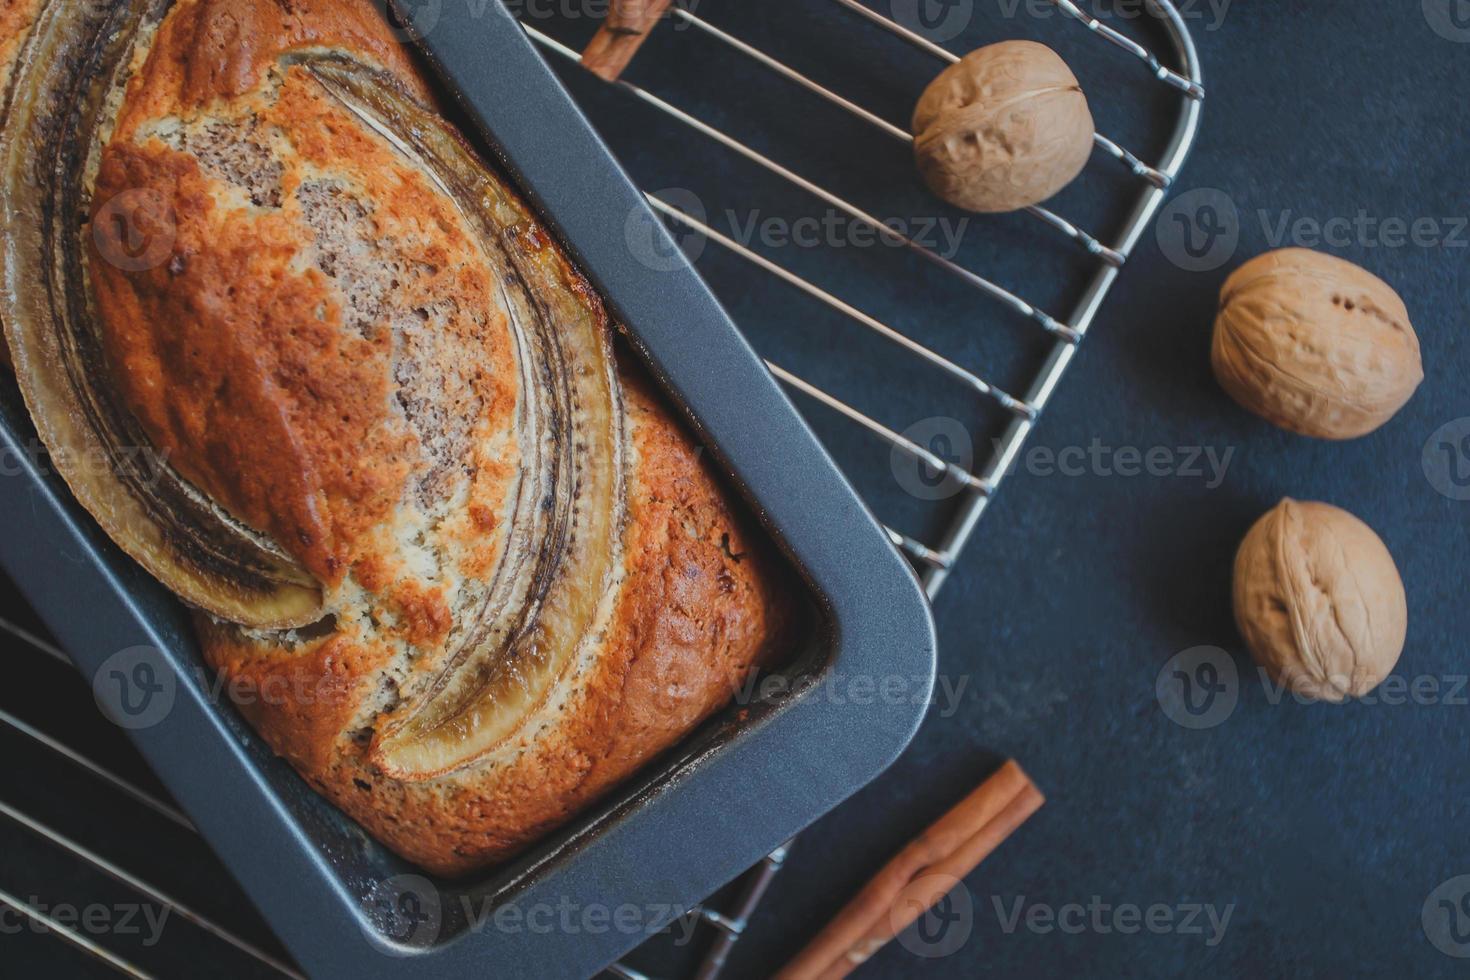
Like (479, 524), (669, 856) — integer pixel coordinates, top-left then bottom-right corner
(197, 364), (795, 875)
(82, 0), (792, 874)
(91, 0), (519, 657)
(112, 0), (430, 130)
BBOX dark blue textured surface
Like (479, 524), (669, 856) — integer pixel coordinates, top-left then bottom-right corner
(565, 2), (1468, 977)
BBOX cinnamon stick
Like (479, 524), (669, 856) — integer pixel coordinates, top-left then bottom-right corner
(776, 761), (1044, 980)
(580, 0), (674, 82)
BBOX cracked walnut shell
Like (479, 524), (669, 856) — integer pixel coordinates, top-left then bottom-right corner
(912, 40), (1093, 214)
(1212, 248), (1424, 439)
(1233, 499), (1407, 702)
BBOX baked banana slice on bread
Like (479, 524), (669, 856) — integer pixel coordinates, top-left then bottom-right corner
(1, 0), (791, 874)
(0, 0), (46, 366)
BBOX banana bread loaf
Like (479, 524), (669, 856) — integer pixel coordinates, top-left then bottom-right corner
(2, 0), (791, 875)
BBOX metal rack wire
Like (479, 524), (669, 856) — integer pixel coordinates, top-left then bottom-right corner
(520, 0), (1202, 600)
(0, 0), (1201, 976)
(533, 1), (1204, 973)
(0, 613), (304, 979)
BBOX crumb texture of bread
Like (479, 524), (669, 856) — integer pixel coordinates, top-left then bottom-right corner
(88, 0), (791, 875)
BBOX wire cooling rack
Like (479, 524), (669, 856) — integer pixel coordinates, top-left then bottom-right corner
(0, 0), (1201, 976)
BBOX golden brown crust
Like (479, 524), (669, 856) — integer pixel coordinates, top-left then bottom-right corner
(90, 0), (514, 586)
(90, 0), (791, 875)
(111, 0), (429, 138)
(199, 372), (791, 875)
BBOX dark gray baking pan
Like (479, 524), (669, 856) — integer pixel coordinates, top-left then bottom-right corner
(0, 1), (936, 976)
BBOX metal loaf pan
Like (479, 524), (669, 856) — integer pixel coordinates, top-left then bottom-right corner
(0, 2), (937, 975)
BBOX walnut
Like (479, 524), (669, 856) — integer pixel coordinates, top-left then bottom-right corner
(912, 40), (1093, 214)
(1212, 248), (1424, 439)
(1233, 499), (1408, 702)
